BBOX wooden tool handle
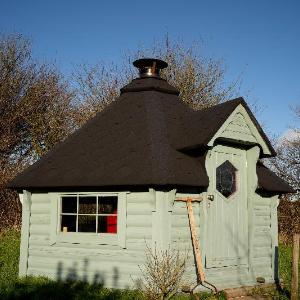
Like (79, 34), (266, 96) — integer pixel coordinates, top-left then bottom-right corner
(186, 200), (205, 283)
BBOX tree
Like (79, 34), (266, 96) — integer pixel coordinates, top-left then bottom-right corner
(132, 38), (238, 110)
(267, 106), (300, 240)
(71, 63), (119, 127)
(0, 34), (241, 231)
(0, 34), (73, 230)
(72, 37), (239, 126)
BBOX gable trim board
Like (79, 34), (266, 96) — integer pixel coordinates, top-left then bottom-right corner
(208, 104), (272, 156)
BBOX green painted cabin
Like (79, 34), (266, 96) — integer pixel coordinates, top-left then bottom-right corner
(9, 58), (293, 291)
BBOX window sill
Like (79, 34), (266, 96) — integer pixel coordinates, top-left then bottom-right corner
(55, 232), (118, 245)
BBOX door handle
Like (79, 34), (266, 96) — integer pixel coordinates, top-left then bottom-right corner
(207, 195), (214, 201)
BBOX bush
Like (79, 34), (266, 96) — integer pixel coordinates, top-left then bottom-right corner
(278, 198), (300, 243)
(137, 244), (188, 300)
(0, 189), (21, 232)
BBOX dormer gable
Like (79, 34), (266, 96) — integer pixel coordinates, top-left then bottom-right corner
(208, 103), (273, 156)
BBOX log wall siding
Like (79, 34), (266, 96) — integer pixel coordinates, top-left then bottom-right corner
(171, 194), (201, 285)
(170, 195), (276, 290)
(22, 187), (279, 290)
(251, 196), (273, 277)
(21, 141), (279, 290)
(25, 192), (153, 289)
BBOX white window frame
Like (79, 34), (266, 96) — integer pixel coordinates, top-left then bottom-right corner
(49, 192), (127, 248)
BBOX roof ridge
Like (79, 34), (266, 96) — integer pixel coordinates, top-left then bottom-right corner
(198, 97), (244, 114)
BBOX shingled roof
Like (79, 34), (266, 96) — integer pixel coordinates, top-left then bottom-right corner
(257, 162), (294, 193)
(8, 61), (293, 194)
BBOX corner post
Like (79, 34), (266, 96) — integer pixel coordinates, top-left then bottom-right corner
(118, 192), (128, 248)
(19, 190), (32, 277)
(246, 146), (260, 273)
(270, 195), (280, 283)
(49, 193), (59, 245)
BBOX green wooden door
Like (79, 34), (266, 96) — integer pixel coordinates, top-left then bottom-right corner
(206, 144), (248, 268)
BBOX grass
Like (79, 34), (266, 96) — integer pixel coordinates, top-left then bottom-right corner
(0, 275), (225, 300)
(0, 229), (20, 286)
(0, 229), (297, 299)
(279, 242), (298, 290)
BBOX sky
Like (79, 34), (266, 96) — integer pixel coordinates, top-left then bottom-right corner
(1, 0), (299, 137)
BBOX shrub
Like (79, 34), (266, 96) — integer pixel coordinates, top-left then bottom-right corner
(137, 244), (188, 300)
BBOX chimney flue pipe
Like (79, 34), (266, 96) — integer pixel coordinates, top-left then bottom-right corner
(133, 58), (168, 78)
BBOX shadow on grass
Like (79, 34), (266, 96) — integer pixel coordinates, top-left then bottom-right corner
(0, 277), (227, 300)
(0, 276), (144, 300)
(277, 287), (291, 299)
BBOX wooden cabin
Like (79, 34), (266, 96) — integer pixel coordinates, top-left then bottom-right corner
(9, 58), (293, 291)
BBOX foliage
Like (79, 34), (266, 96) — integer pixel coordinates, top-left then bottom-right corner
(267, 106), (300, 240)
(270, 134), (300, 201)
(71, 63), (120, 128)
(0, 189), (21, 231)
(0, 33), (74, 231)
(0, 33), (74, 164)
(137, 244), (188, 300)
(71, 36), (239, 127)
(278, 199), (300, 242)
(131, 37), (239, 110)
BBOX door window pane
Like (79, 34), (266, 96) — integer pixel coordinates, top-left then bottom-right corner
(216, 160), (237, 198)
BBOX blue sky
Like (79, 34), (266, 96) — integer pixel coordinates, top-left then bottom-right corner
(1, 0), (299, 137)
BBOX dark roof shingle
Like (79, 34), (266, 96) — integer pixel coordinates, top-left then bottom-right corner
(257, 162), (295, 193)
(7, 76), (291, 194)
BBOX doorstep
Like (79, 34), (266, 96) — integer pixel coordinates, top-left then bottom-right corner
(224, 283), (277, 299)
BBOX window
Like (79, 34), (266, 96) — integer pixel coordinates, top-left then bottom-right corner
(216, 160), (237, 198)
(49, 192), (127, 247)
(60, 195), (118, 234)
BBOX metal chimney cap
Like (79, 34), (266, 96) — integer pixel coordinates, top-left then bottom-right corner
(133, 58), (168, 78)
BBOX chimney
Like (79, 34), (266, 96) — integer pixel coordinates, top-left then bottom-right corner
(120, 58), (179, 95)
(133, 58), (168, 78)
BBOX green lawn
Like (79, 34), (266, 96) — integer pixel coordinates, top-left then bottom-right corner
(0, 230), (20, 286)
(0, 230), (297, 299)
